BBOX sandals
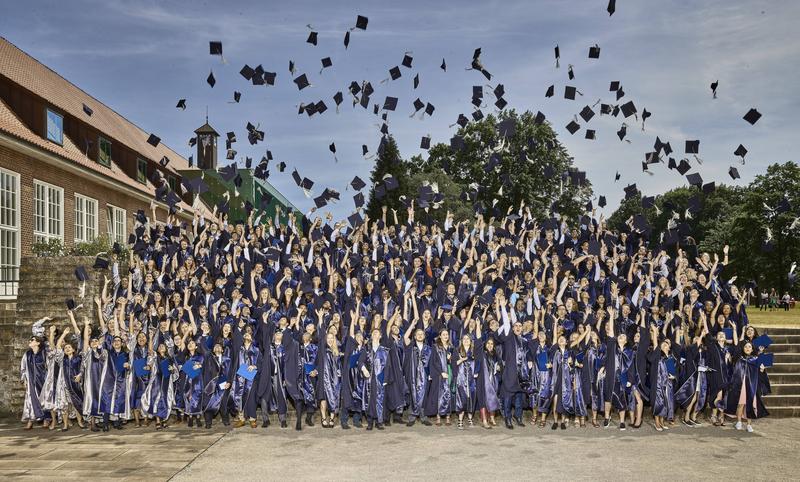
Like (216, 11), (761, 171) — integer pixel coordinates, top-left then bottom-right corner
(457, 420), (464, 430)
(467, 418), (474, 428)
(591, 420), (599, 428)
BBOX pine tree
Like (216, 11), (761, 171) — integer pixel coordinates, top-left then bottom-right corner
(365, 135), (411, 220)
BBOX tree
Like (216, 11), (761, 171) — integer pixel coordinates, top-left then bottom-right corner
(365, 136), (411, 220)
(404, 159), (474, 224)
(416, 110), (592, 220)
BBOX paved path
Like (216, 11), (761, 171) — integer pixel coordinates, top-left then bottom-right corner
(174, 418), (800, 481)
(2, 418), (799, 480)
(0, 420), (225, 480)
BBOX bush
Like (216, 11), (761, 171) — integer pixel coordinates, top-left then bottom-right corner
(32, 235), (128, 258)
(32, 238), (66, 257)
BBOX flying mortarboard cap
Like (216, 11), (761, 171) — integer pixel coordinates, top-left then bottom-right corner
(82, 103), (93, 116)
(564, 86), (577, 100)
(598, 195), (607, 208)
(233, 91), (241, 103)
(728, 166), (740, 179)
(686, 172), (703, 187)
(353, 192), (365, 208)
(579, 106), (595, 122)
(383, 96), (398, 111)
(384, 175), (399, 190)
(420, 136), (431, 149)
(743, 108), (761, 125)
(607, 0), (616, 15)
(425, 103), (435, 116)
(402, 54), (413, 68)
(344, 31), (350, 48)
(588, 45), (601, 59)
(351, 176), (366, 191)
(685, 140), (700, 154)
(293, 74), (310, 90)
(676, 159), (691, 175)
(624, 183), (639, 199)
(566, 120), (580, 135)
(321, 57), (332, 69)
(307, 31), (318, 45)
(642, 196), (655, 209)
(413, 73), (420, 89)
(620, 101), (637, 117)
(74, 265), (88, 282)
(278, 161), (286, 172)
(734, 144), (748, 158)
(176, 99), (186, 110)
(495, 98), (507, 109)
(355, 15), (368, 29)
(313, 195), (327, 209)
(702, 182), (716, 194)
(585, 129), (596, 140)
(159, 156), (169, 167)
(209, 41), (222, 55)
(633, 214), (650, 232)
(240, 64), (255, 80)
(207, 71), (216, 87)
(617, 124), (627, 141)
(146, 134), (160, 147)
(348, 212), (364, 228)
(65, 298), (76, 311)
(93, 256), (109, 270)
(534, 111), (546, 124)
(545, 85), (554, 98)
(609, 81), (620, 91)
(389, 66), (401, 80)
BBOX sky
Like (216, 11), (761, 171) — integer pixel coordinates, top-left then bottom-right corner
(2, 0), (798, 221)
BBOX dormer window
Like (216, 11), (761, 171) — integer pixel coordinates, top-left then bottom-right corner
(45, 108), (63, 145)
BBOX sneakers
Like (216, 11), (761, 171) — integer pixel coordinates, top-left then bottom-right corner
(746, 424), (754, 433)
(735, 421), (743, 430)
(619, 423), (626, 431)
(603, 418), (611, 428)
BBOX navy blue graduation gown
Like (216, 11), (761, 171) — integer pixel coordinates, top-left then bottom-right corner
(342, 336), (365, 413)
(423, 344), (452, 417)
(475, 341), (501, 412)
(358, 344), (391, 420)
(403, 341), (431, 417)
(202, 354), (231, 414)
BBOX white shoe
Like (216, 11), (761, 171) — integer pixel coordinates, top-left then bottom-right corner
(746, 424), (754, 433)
(735, 421), (743, 430)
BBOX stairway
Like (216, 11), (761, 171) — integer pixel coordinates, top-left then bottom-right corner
(758, 326), (800, 417)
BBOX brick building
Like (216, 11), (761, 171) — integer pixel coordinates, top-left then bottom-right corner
(0, 36), (212, 299)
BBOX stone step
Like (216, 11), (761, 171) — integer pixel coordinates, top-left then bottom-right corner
(763, 394), (800, 407)
(769, 384), (800, 395)
(768, 373), (800, 384)
(767, 406), (800, 418)
(767, 363), (800, 374)
(769, 344), (800, 354)
(764, 335), (800, 344)
(753, 327), (800, 336)
(773, 353), (800, 363)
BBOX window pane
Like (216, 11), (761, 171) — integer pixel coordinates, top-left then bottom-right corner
(46, 109), (63, 145)
(98, 137), (112, 166)
(137, 159), (147, 183)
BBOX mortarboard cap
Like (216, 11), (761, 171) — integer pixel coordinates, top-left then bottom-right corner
(686, 172), (703, 187)
(610, 81), (620, 91)
(65, 298), (76, 311)
(564, 86), (577, 100)
(702, 182), (716, 194)
(74, 265), (88, 282)
(348, 212), (364, 228)
(344, 31), (350, 48)
(146, 134), (160, 147)
(93, 256), (109, 270)
(307, 31), (318, 46)
(420, 136), (431, 150)
(159, 156), (169, 167)
(389, 66), (401, 80)
(175, 99), (186, 110)
(209, 41), (222, 55)
(82, 103), (93, 116)
(685, 140), (700, 154)
(321, 57), (332, 69)
(743, 108), (761, 125)
(566, 121), (580, 135)
(728, 166), (740, 180)
(384, 175), (399, 190)
(676, 159), (691, 175)
(293, 74), (310, 90)
(355, 15), (368, 30)
(383, 96), (398, 111)
(607, 0), (616, 15)
(588, 45), (601, 59)
(620, 101), (636, 117)
(353, 192), (365, 208)
(240, 64), (254, 80)
(351, 176), (366, 190)
(734, 144), (748, 159)
(585, 129), (596, 140)
(580, 106), (595, 122)
(402, 54), (413, 68)
(598, 195), (607, 208)
(207, 71), (216, 87)
(545, 85), (554, 98)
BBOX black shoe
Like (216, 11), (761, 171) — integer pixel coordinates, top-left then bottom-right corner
(280, 420), (288, 428)
(551, 422), (558, 430)
(376, 423), (384, 430)
(603, 418), (611, 428)
(188, 417), (194, 428)
(384, 418), (391, 427)
(205, 423), (212, 429)
(305, 414), (314, 427)
(366, 422), (374, 431)
(295, 418), (302, 431)
(341, 421), (350, 429)
(619, 422), (626, 431)
(505, 418), (514, 429)
(222, 420), (230, 427)
(91, 425), (100, 432)
(393, 414), (403, 424)
(354, 420), (363, 428)
(514, 417), (525, 427)
(421, 419), (432, 426)
(406, 420), (416, 427)
(560, 422), (567, 430)
(262, 420), (269, 428)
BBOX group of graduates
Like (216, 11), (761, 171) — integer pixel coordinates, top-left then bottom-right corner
(20, 201), (773, 434)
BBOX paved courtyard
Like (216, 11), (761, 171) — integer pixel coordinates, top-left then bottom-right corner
(1, 418), (799, 480)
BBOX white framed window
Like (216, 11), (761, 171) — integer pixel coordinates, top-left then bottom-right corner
(106, 204), (126, 245)
(0, 168), (20, 298)
(45, 108), (63, 145)
(75, 194), (98, 243)
(33, 180), (63, 244)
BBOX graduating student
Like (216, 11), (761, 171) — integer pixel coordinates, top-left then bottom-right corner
(341, 315), (366, 429)
(316, 326), (343, 428)
(358, 328), (392, 430)
(649, 325), (676, 432)
(98, 321), (131, 431)
(704, 324), (733, 426)
(452, 334), (477, 429)
(724, 331), (770, 432)
(232, 325), (261, 427)
(549, 333), (574, 430)
(201, 341), (232, 428)
(423, 328), (453, 426)
(53, 326), (85, 431)
(20, 326), (47, 429)
(141, 341), (177, 430)
(475, 334), (501, 429)
(40, 325), (62, 430)
(129, 330), (150, 427)
(182, 338), (205, 427)
(403, 293), (433, 427)
(496, 298), (530, 429)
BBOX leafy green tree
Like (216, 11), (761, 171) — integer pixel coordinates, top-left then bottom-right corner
(415, 110), (592, 220)
(404, 159), (474, 224)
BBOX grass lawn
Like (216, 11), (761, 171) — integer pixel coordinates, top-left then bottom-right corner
(749, 307), (800, 327)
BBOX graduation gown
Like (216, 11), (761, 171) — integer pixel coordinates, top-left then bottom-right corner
(451, 349), (477, 413)
(129, 344), (149, 411)
(423, 344), (452, 417)
(81, 348), (103, 418)
(497, 331), (530, 397)
(98, 338), (131, 418)
(403, 340), (431, 417)
(549, 347), (573, 414)
(202, 353), (231, 414)
(20, 348), (46, 421)
(529, 341), (552, 413)
(649, 352), (675, 419)
(358, 344), (392, 421)
(475, 341), (501, 412)
(385, 337), (407, 413)
(182, 352), (205, 415)
(55, 350), (84, 413)
(704, 336), (732, 409)
(342, 336), (365, 413)
(233, 343), (261, 417)
(724, 350), (769, 419)
(141, 354), (177, 419)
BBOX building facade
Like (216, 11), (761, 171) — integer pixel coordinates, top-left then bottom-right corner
(0, 36), (210, 298)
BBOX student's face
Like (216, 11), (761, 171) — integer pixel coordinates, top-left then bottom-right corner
(512, 323), (523, 335)
(213, 344), (223, 355)
(660, 341), (670, 355)
(29, 337), (40, 350)
(439, 331), (449, 344)
(414, 329), (425, 342)
(112, 338), (122, 350)
(461, 335), (471, 349)
(243, 333), (253, 343)
(64, 344), (75, 356)
(187, 340), (197, 352)
(743, 343), (753, 355)
(326, 333), (336, 347)
(372, 330), (382, 343)
(557, 336), (567, 349)
(137, 333), (147, 346)
(157, 344), (167, 356)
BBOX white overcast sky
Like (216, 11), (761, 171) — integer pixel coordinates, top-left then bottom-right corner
(2, 0), (798, 220)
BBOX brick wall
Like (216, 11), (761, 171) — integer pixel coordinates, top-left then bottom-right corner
(0, 256), (115, 414)
(0, 143), (176, 258)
